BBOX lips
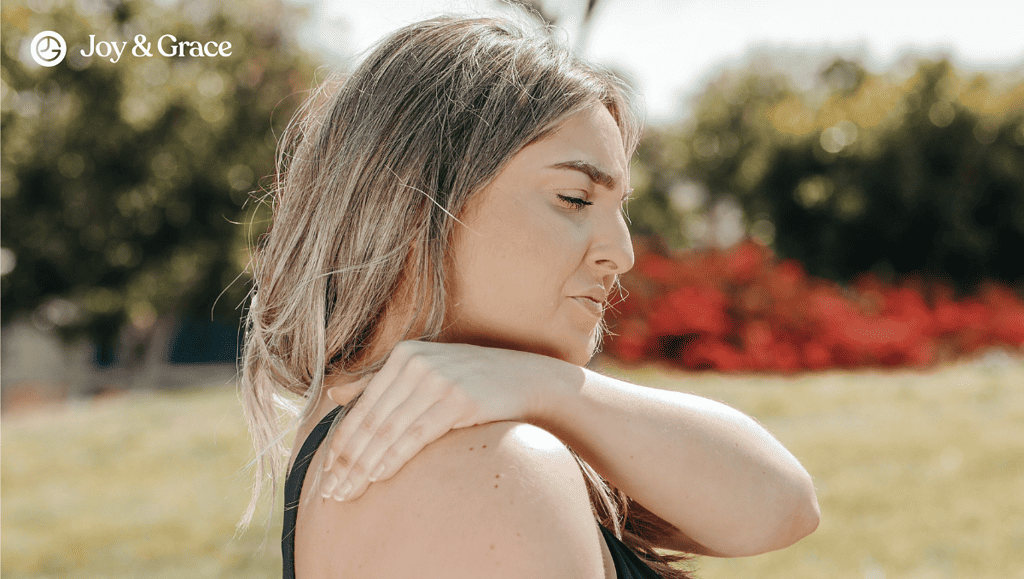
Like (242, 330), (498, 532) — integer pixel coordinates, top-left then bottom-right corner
(571, 295), (604, 317)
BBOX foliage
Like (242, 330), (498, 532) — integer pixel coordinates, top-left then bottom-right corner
(0, 0), (317, 348)
(631, 57), (1024, 291)
(605, 238), (1024, 371)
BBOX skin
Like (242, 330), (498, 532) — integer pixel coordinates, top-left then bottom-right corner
(289, 103), (819, 577)
(436, 102), (634, 365)
(314, 103), (632, 502)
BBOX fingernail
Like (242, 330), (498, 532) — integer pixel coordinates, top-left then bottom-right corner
(334, 480), (352, 501)
(324, 450), (334, 466)
(321, 472), (338, 497)
(368, 463), (386, 482)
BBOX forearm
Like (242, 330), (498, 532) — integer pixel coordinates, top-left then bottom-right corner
(526, 359), (819, 556)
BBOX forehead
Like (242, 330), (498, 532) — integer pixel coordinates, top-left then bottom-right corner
(509, 104), (628, 187)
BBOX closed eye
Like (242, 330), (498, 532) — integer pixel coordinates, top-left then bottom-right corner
(557, 194), (593, 211)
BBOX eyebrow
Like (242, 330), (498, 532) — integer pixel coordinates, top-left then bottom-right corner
(548, 160), (618, 190)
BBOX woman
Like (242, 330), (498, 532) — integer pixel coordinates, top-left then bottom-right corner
(240, 15), (819, 579)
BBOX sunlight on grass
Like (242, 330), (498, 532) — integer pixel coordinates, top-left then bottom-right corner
(1, 383), (282, 579)
(3, 354), (1023, 578)
(599, 354), (1024, 579)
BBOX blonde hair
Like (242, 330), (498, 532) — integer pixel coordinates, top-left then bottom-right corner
(240, 15), (690, 577)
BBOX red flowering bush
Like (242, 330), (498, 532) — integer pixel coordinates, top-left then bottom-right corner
(604, 239), (1024, 372)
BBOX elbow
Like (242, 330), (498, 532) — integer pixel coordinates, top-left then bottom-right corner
(720, 473), (821, 558)
(759, 473), (821, 555)
(788, 481), (821, 544)
(804, 483), (822, 535)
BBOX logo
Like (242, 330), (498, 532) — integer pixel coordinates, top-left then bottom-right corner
(31, 31), (67, 67)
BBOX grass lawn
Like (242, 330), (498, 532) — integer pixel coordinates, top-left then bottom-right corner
(3, 354), (1023, 578)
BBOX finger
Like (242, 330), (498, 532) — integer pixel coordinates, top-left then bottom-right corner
(325, 356), (428, 484)
(322, 358), (409, 471)
(328, 359), (443, 496)
(369, 396), (468, 483)
(342, 376), (451, 488)
(319, 374), (372, 467)
(325, 379), (365, 407)
(342, 396), (467, 502)
(334, 343), (421, 436)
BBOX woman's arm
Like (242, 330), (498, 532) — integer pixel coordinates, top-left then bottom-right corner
(528, 359), (820, 556)
(319, 340), (818, 556)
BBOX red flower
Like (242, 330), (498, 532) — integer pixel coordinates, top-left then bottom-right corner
(605, 236), (1024, 371)
(906, 339), (936, 367)
(608, 318), (654, 363)
(636, 254), (681, 286)
(994, 312), (1024, 346)
(801, 340), (832, 369)
(649, 285), (731, 337)
(681, 337), (745, 371)
(886, 287), (935, 336)
(740, 319), (774, 353)
(769, 259), (807, 301)
(725, 240), (768, 285)
(770, 341), (802, 373)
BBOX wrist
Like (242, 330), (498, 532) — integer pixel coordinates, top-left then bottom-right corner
(520, 353), (584, 430)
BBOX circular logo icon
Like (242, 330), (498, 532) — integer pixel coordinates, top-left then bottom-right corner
(30, 31), (67, 67)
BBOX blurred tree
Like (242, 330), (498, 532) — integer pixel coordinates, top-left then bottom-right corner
(632, 57), (1024, 292)
(1, 0), (317, 355)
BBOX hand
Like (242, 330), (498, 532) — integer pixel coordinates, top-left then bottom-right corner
(317, 340), (553, 502)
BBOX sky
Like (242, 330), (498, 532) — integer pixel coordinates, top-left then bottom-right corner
(302, 0), (1024, 124)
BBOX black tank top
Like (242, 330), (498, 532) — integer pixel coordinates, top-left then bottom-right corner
(282, 406), (665, 579)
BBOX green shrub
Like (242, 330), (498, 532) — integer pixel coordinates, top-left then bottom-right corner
(632, 58), (1024, 293)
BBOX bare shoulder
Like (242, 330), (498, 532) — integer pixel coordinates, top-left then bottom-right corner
(296, 422), (608, 579)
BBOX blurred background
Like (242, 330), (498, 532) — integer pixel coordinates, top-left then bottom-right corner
(2, 0), (1023, 577)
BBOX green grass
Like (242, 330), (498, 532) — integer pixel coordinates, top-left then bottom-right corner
(3, 355), (1023, 578)
(601, 354), (1024, 579)
(1, 381), (282, 579)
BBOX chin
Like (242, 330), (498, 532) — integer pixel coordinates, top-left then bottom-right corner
(564, 350), (594, 367)
(441, 323), (598, 366)
(531, 342), (593, 366)
(557, 335), (599, 367)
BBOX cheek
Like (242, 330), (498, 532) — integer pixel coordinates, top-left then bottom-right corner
(455, 203), (577, 318)
(444, 208), (600, 363)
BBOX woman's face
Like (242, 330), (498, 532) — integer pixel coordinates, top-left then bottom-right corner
(441, 103), (634, 365)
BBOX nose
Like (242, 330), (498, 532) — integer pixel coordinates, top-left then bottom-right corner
(589, 207), (634, 276)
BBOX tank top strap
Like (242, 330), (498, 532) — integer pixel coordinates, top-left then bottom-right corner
(282, 405), (343, 579)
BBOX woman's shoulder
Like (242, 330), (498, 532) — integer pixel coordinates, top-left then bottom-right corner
(297, 421), (609, 579)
